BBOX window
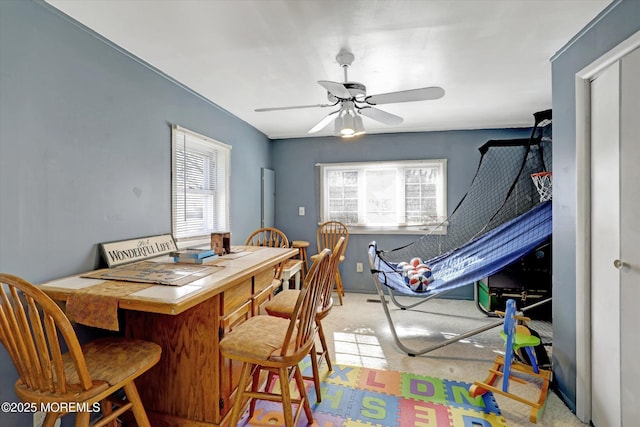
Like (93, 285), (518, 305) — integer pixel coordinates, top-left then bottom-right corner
(172, 125), (230, 245)
(318, 159), (447, 234)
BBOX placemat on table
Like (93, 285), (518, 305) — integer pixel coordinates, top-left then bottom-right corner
(82, 260), (224, 286)
(66, 281), (153, 331)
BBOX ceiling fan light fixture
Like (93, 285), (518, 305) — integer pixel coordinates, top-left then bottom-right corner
(340, 112), (355, 136)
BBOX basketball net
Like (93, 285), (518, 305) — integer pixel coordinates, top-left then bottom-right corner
(531, 172), (552, 202)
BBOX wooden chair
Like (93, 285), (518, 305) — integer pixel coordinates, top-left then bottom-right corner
(0, 273), (162, 427)
(313, 220), (349, 304)
(245, 227), (293, 292)
(263, 237), (345, 402)
(219, 248), (332, 427)
(469, 299), (551, 423)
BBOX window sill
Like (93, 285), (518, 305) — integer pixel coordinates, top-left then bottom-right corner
(345, 225), (448, 235)
(175, 236), (212, 249)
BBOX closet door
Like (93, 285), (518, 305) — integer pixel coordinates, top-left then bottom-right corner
(261, 168), (275, 228)
(619, 46), (640, 427)
(590, 57), (620, 427)
(590, 46), (640, 427)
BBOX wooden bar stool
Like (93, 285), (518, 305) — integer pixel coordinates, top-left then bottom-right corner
(291, 240), (310, 280)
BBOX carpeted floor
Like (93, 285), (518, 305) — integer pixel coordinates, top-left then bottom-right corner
(239, 359), (506, 426)
(316, 292), (586, 426)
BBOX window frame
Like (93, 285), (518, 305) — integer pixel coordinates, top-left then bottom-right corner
(317, 159), (448, 235)
(171, 125), (231, 248)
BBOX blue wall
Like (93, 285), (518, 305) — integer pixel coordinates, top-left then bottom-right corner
(271, 128), (531, 296)
(0, 1), (271, 425)
(550, 0), (640, 413)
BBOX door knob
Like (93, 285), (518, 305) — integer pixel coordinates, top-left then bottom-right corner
(613, 259), (628, 270)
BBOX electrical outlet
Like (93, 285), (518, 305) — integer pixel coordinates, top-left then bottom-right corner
(356, 262), (363, 273)
(298, 206), (305, 216)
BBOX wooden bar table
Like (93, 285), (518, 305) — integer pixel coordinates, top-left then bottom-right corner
(39, 246), (297, 427)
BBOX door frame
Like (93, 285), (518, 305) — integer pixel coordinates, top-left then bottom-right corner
(574, 29), (640, 422)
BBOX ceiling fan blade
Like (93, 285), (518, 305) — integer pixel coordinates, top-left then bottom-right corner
(365, 86), (445, 105)
(308, 110), (340, 133)
(317, 80), (352, 99)
(255, 103), (333, 112)
(359, 106), (403, 126)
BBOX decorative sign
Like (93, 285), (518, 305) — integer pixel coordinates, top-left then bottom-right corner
(99, 234), (178, 267)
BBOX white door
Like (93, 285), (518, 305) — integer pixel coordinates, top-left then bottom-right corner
(261, 168), (275, 228)
(590, 46), (640, 427)
(590, 57), (620, 427)
(619, 46), (640, 427)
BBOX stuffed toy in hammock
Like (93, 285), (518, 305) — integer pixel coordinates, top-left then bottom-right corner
(396, 257), (434, 292)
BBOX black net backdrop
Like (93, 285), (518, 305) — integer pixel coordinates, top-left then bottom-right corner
(379, 110), (552, 264)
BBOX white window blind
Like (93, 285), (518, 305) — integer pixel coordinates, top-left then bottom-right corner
(172, 125), (230, 243)
(318, 159), (447, 234)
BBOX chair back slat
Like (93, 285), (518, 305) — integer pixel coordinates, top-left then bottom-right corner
(31, 307), (56, 393)
(27, 297), (52, 391)
(43, 311), (68, 394)
(15, 291), (48, 391)
(14, 287), (54, 392)
(0, 274), (94, 395)
(280, 249), (331, 357)
(1, 286), (34, 387)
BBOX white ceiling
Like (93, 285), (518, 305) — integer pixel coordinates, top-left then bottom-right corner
(46, 0), (609, 139)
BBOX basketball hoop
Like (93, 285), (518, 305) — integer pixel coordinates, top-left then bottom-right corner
(531, 172), (552, 202)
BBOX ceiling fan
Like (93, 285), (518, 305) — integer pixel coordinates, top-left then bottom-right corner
(255, 50), (445, 138)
